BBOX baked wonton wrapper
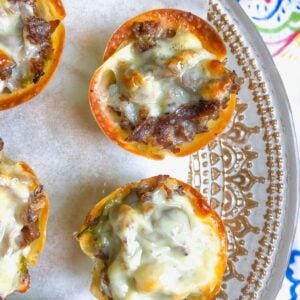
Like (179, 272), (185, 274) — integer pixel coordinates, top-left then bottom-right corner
(0, 0), (65, 110)
(0, 140), (49, 298)
(89, 9), (239, 159)
(77, 175), (227, 300)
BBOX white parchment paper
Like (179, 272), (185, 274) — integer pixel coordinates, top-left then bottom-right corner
(0, 1), (209, 299)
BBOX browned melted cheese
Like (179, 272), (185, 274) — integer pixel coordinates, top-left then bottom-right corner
(92, 183), (222, 300)
(93, 28), (237, 152)
(0, 0), (57, 93)
(0, 147), (44, 298)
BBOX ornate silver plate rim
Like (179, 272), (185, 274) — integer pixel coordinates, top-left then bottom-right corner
(215, 1), (299, 299)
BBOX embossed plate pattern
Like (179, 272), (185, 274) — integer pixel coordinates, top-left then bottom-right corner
(0, 0), (299, 299)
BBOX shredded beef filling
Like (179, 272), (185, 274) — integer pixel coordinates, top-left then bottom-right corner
(30, 58), (45, 83)
(107, 21), (240, 152)
(20, 221), (40, 247)
(0, 1), (60, 86)
(25, 17), (59, 83)
(110, 62), (240, 152)
(0, 64), (16, 81)
(25, 16), (52, 44)
(0, 50), (16, 81)
(152, 101), (220, 151)
(132, 175), (185, 205)
(19, 185), (45, 248)
(132, 21), (175, 52)
(121, 100), (220, 152)
(92, 175), (186, 298)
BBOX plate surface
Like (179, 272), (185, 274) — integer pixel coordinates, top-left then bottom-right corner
(1, 0), (299, 299)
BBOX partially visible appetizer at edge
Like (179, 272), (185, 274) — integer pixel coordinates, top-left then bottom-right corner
(89, 9), (240, 159)
(77, 175), (227, 300)
(0, 0), (65, 110)
(0, 139), (49, 299)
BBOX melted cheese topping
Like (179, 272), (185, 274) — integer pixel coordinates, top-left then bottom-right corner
(0, 0), (40, 93)
(0, 151), (34, 298)
(97, 30), (226, 124)
(96, 188), (221, 300)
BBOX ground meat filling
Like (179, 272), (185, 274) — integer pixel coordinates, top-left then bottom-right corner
(120, 79), (237, 152)
(0, 0), (60, 91)
(106, 21), (240, 152)
(0, 141), (44, 249)
(0, 50), (16, 81)
(0, 65), (15, 81)
(19, 185), (45, 248)
(25, 16), (59, 83)
(132, 21), (176, 52)
(0, 63), (16, 81)
(133, 175), (182, 203)
(89, 175), (187, 298)
(25, 17), (53, 44)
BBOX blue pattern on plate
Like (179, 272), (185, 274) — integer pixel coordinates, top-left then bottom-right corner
(286, 250), (300, 300)
(251, 0), (283, 21)
(238, 0), (300, 26)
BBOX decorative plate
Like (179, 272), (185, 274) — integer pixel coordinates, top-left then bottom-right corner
(1, 0), (298, 299)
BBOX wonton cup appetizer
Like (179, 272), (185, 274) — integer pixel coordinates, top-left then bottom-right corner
(89, 9), (239, 159)
(0, 139), (49, 298)
(0, 0), (65, 110)
(77, 175), (227, 300)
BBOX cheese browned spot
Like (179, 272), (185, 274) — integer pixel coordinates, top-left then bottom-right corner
(81, 176), (225, 300)
(0, 0), (59, 93)
(0, 140), (46, 298)
(96, 21), (239, 152)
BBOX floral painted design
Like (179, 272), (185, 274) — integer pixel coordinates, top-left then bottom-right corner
(238, 0), (300, 56)
(286, 250), (300, 300)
